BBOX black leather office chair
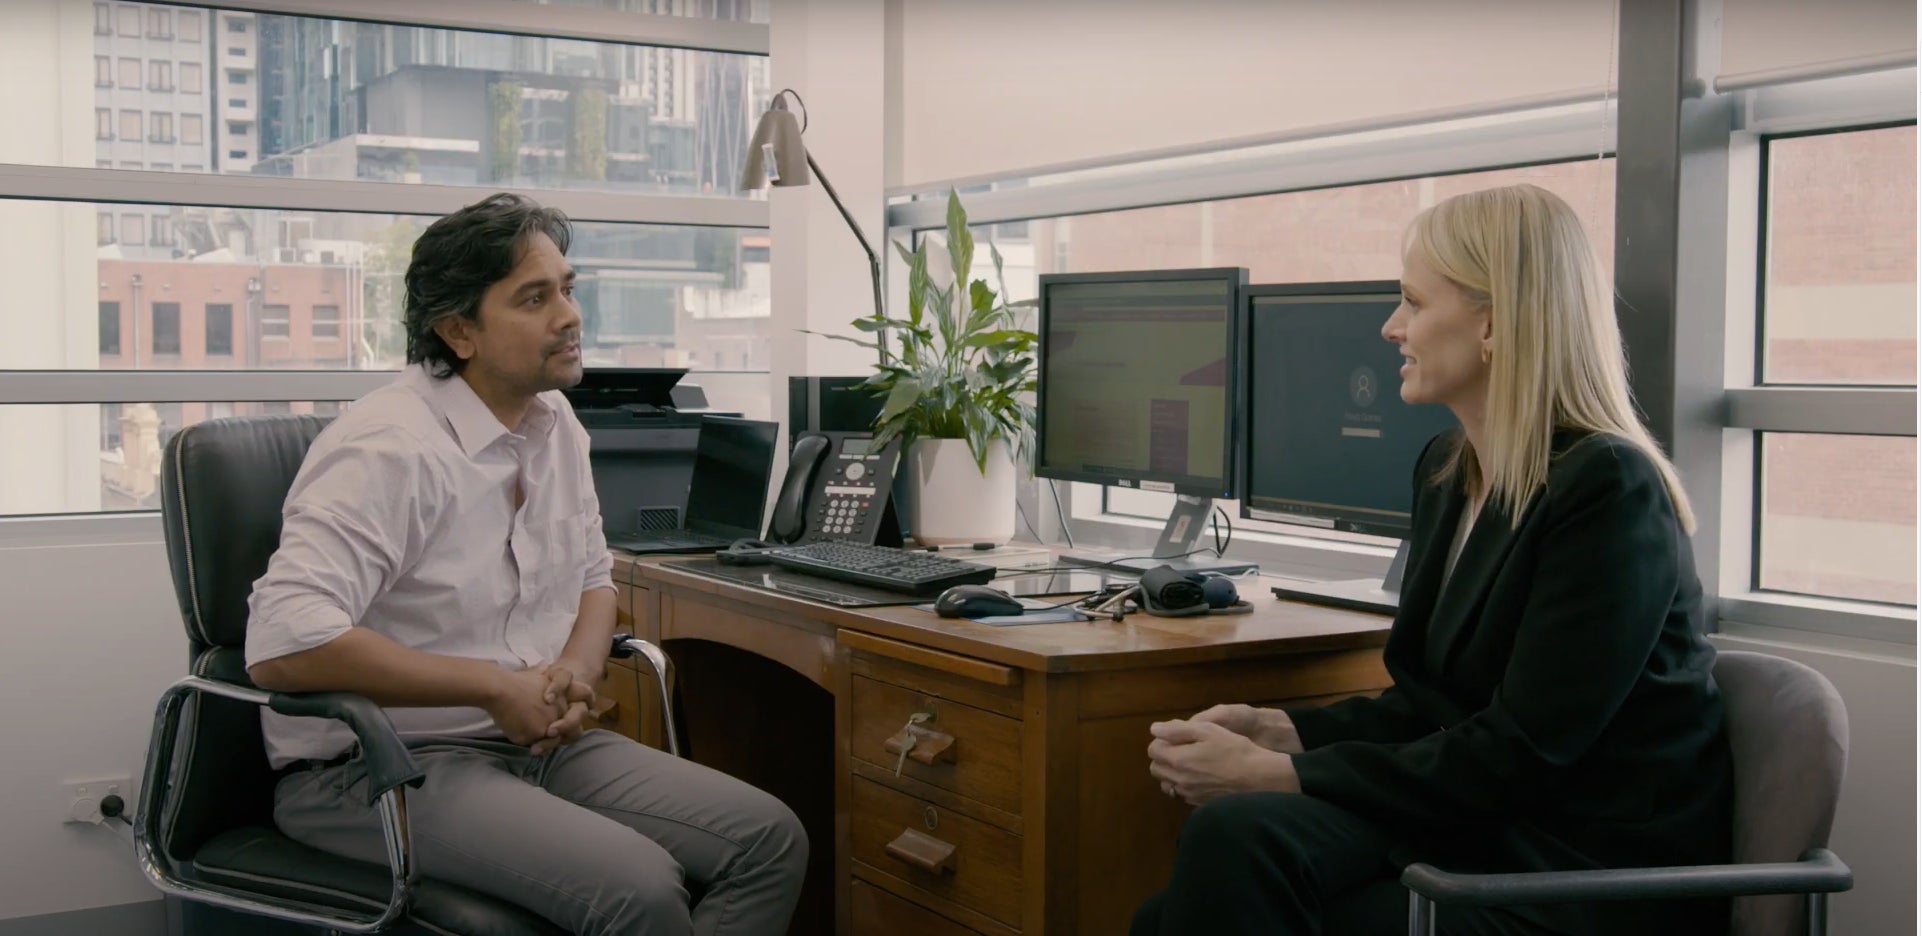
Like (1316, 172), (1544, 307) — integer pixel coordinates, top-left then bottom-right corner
(1401, 650), (1854, 936)
(140, 414), (679, 935)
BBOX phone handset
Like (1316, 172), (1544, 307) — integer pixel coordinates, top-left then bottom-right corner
(768, 434), (830, 543)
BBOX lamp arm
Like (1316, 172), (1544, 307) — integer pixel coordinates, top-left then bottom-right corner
(804, 152), (891, 365)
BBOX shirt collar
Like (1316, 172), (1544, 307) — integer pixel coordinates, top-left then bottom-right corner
(408, 365), (557, 459)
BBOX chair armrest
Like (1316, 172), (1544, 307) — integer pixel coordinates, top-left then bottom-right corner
(1402, 849), (1852, 907)
(268, 691), (425, 806)
(608, 635), (681, 757)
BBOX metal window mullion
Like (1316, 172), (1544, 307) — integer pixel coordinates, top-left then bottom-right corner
(0, 371), (396, 405)
(0, 164), (770, 230)
(184, 0), (768, 56)
(1725, 387), (1917, 436)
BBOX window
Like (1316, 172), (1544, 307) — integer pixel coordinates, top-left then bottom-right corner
(95, 109), (112, 140)
(1762, 125), (1916, 386)
(227, 121), (249, 136)
(119, 213), (144, 245)
(311, 305), (341, 340)
(502, 0), (768, 21)
(94, 2), (112, 35)
(205, 304), (233, 356)
(149, 215), (173, 247)
(227, 48), (248, 59)
(100, 403), (123, 452)
(151, 303), (181, 355)
(150, 113), (174, 143)
(927, 159), (1614, 544)
(117, 5), (139, 36)
(181, 114), (203, 145)
(227, 149), (248, 160)
(95, 56), (111, 88)
(1745, 124), (1918, 609)
(118, 58), (141, 90)
(99, 302), (121, 356)
(260, 305), (290, 340)
(118, 110), (140, 142)
(10, 198), (767, 373)
(96, 212), (114, 245)
(147, 8), (172, 38)
(178, 10), (201, 40)
(12, 10), (763, 197)
(1758, 433), (1915, 605)
(149, 60), (173, 92)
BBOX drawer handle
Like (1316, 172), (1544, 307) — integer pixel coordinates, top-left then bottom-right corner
(885, 828), (957, 876)
(883, 724), (957, 766)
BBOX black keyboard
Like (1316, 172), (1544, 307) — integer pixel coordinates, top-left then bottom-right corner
(764, 542), (997, 596)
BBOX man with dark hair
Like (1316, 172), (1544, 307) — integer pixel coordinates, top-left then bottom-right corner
(244, 193), (806, 935)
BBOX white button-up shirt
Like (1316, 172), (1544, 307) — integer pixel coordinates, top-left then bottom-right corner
(246, 365), (614, 768)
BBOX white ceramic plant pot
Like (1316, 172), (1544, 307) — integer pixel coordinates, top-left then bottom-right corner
(903, 438), (1017, 547)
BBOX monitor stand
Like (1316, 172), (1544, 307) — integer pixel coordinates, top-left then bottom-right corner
(1063, 494), (1258, 576)
(1269, 539), (1410, 615)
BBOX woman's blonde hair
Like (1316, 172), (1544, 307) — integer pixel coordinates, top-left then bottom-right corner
(1407, 183), (1695, 532)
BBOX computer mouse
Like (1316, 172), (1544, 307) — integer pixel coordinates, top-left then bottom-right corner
(934, 584), (1025, 619)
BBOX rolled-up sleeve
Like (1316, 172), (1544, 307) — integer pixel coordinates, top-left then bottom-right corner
(570, 419), (615, 596)
(244, 425), (442, 668)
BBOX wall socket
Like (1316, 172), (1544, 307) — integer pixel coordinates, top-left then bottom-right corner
(63, 777), (131, 825)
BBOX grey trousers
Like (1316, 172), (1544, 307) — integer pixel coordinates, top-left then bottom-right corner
(273, 730), (807, 936)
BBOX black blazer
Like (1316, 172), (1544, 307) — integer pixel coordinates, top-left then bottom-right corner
(1286, 429), (1732, 932)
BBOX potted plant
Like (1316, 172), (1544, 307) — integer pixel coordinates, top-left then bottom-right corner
(812, 189), (1036, 546)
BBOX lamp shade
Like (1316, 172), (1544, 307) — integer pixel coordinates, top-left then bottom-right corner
(739, 97), (810, 190)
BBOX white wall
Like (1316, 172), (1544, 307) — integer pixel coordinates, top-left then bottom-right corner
(890, 0), (1918, 188)
(1711, 632), (1917, 935)
(0, 522), (185, 920)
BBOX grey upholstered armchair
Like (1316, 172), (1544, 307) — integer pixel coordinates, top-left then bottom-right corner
(1402, 650), (1853, 936)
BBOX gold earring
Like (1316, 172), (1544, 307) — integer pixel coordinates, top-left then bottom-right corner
(1480, 343), (1493, 364)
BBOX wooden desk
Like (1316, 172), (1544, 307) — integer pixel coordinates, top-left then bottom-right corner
(604, 554), (1392, 936)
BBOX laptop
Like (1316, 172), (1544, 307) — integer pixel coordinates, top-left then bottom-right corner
(606, 416), (778, 555)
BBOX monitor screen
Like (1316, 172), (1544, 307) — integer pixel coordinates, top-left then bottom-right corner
(1035, 269), (1245, 496)
(1242, 284), (1458, 538)
(685, 416), (779, 533)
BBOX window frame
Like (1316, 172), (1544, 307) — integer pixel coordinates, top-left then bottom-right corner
(886, 66), (1918, 644)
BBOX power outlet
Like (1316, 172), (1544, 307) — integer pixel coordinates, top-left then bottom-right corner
(63, 777), (131, 825)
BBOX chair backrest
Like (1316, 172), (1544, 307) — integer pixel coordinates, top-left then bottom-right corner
(157, 414), (331, 861)
(1717, 649), (1849, 936)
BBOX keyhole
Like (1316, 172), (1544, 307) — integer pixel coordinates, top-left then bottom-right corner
(924, 806), (939, 831)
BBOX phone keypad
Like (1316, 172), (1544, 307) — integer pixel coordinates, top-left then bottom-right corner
(816, 495), (871, 537)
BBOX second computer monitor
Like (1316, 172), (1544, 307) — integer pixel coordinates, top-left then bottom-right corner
(1036, 268), (1248, 497)
(1241, 281), (1458, 538)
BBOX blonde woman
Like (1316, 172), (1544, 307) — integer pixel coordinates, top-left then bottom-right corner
(1133, 185), (1732, 936)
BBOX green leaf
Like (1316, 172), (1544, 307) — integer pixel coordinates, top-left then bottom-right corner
(879, 377), (922, 424)
(797, 328), (882, 353)
(945, 189), (975, 307)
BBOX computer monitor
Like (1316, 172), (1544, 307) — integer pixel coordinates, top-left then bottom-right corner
(1240, 281), (1459, 611)
(1036, 267), (1250, 573)
(684, 416), (780, 538)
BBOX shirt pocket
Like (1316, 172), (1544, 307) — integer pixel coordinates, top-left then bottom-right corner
(536, 511), (590, 607)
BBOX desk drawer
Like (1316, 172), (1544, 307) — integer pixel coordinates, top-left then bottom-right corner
(850, 676), (1022, 815)
(850, 776), (1023, 928)
(850, 879), (983, 936)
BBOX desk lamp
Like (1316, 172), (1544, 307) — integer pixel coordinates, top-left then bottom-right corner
(740, 88), (888, 362)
